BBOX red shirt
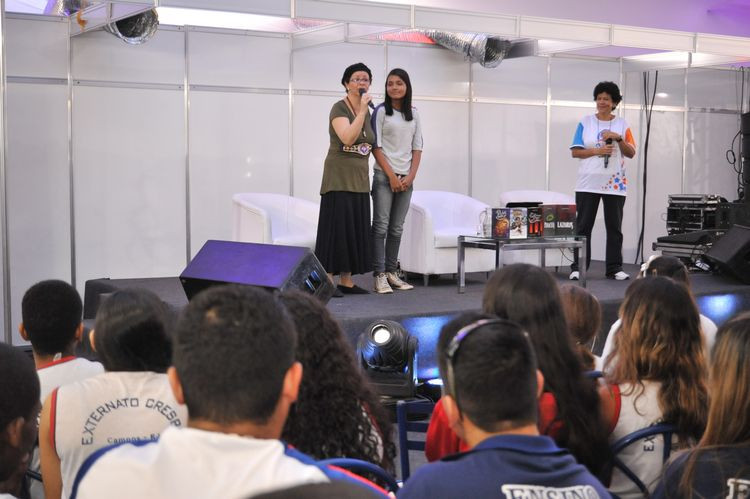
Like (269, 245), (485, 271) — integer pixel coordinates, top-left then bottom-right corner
(424, 392), (563, 462)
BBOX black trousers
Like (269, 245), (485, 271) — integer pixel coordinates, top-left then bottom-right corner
(571, 191), (625, 275)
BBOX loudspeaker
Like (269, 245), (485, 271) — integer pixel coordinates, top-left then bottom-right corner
(705, 225), (750, 284)
(180, 240), (334, 302)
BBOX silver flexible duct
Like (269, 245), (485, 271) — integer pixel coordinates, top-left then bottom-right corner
(44, 0), (159, 45)
(104, 9), (159, 45)
(420, 30), (513, 68)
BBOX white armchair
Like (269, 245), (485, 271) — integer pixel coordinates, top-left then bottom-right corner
(400, 190), (496, 285)
(497, 189), (576, 268)
(232, 193), (319, 250)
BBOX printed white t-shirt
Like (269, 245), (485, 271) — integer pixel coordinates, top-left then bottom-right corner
(570, 115), (635, 196)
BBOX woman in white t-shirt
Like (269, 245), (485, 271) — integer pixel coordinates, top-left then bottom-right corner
(370, 68), (423, 294)
(600, 276), (708, 498)
(38, 289), (187, 499)
(569, 81), (636, 281)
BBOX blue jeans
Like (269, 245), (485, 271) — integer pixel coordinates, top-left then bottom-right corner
(371, 169), (413, 274)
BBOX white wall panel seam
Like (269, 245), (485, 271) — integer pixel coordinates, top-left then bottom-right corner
(545, 56), (551, 189)
(0, 0), (9, 341)
(289, 34), (294, 195)
(682, 65), (689, 192)
(184, 26), (191, 262)
(73, 80), (184, 91)
(67, 15), (75, 289)
(468, 62), (473, 197)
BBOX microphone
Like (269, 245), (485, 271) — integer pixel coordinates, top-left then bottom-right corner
(604, 137), (613, 168)
(359, 88), (375, 109)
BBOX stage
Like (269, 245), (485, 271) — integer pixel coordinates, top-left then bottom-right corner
(82, 260), (750, 382)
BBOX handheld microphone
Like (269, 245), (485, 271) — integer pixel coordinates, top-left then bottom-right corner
(604, 138), (613, 168)
(359, 88), (375, 109)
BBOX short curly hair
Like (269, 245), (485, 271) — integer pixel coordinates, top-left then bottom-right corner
(593, 81), (622, 109)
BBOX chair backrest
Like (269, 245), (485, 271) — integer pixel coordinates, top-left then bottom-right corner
(232, 193), (319, 244)
(318, 457), (399, 493)
(498, 190), (575, 207)
(610, 422), (678, 496)
(410, 191), (488, 230)
(396, 399), (435, 481)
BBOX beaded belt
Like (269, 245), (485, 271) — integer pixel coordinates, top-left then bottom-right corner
(342, 143), (372, 156)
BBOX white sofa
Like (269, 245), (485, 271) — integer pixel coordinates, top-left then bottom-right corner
(496, 189), (576, 268)
(400, 190), (496, 285)
(232, 193), (319, 250)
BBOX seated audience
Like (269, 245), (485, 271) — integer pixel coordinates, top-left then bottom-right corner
(426, 264), (611, 481)
(601, 255), (717, 364)
(39, 289), (187, 499)
(601, 276), (708, 498)
(559, 284), (602, 371)
(70, 285), (387, 498)
(279, 290), (395, 471)
(20, 280), (104, 499)
(399, 313), (611, 498)
(0, 343), (40, 499)
(653, 311), (750, 499)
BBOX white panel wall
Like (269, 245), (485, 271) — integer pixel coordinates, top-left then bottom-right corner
(386, 43), (470, 98)
(473, 56), (548, 101)
(72, 86), (187, 288)
(5, 17), (70, 344)
(684, 111), (740, 198)
(72, 29), (185, 83)
(292, 94), (335, 202)
(550, 58), (620, 101)
(293, 41), (385, 93)
(472, 103), (547, 204)
(188, 30), (289, 88)
(189, 92), (290, 255)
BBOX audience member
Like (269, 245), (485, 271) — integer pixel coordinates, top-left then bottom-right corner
(39, 289), (186, 499)
(559, 284), (602, 371)
(70, 285), (387, 498)
(20, 280), (104, 400)
(426, 264), (611, 481)
(0, 343), (40, 499)
(653, 311), (750, 499)
(20, 280), (104, 499)
(399, 313), (611, 498)
(601, 276), (708, 498)
(600, 255), (717, 364)
(279, 291), (395, 471)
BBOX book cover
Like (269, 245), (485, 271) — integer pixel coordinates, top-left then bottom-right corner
(509, 208), (528, 239)
(527, 207), (543, 238)
(556, 204), (576, 236)
(542, 205), (557, 237)
(492, 208), (510, 238)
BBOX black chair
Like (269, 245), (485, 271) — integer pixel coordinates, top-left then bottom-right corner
(396, 399), (434, 481)
(610, 422), (678, 496)
(318, 457), (399, 493)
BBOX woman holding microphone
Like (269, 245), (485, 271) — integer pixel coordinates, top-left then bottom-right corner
(315, 62), (375, 296)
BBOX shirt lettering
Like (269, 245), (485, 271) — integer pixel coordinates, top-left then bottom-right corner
(501, 484), (600, 499)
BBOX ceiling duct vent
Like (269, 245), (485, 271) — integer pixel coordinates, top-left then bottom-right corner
(103, 9), (158, 45)
(420, 30), (513, 68)
(45, 0), (159, 45)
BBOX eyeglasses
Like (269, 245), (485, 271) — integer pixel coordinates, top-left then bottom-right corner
(350, 78), (370, 84)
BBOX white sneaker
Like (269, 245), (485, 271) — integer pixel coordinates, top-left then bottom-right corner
(386, 271), (414, 290)
(609, 271), (630, 281)
(569, 271), (580, 281)
(374, 273), (393, 294)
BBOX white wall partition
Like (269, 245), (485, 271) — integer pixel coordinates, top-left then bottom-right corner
(5, 16), (70, 343)
(72, 86), (187, 288)
(2, 14), (747, 342)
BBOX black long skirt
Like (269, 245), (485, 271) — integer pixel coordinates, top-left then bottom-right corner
(315, 191), (373, 276)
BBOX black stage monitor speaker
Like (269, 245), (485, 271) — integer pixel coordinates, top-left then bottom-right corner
(180, 240), (334, 303)
(705, 225), (750, 284)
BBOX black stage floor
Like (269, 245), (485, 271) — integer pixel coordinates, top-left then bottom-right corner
(84, 260), (750, 382)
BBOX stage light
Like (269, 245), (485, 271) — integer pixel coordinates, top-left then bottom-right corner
(357, 320), (418, 399)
